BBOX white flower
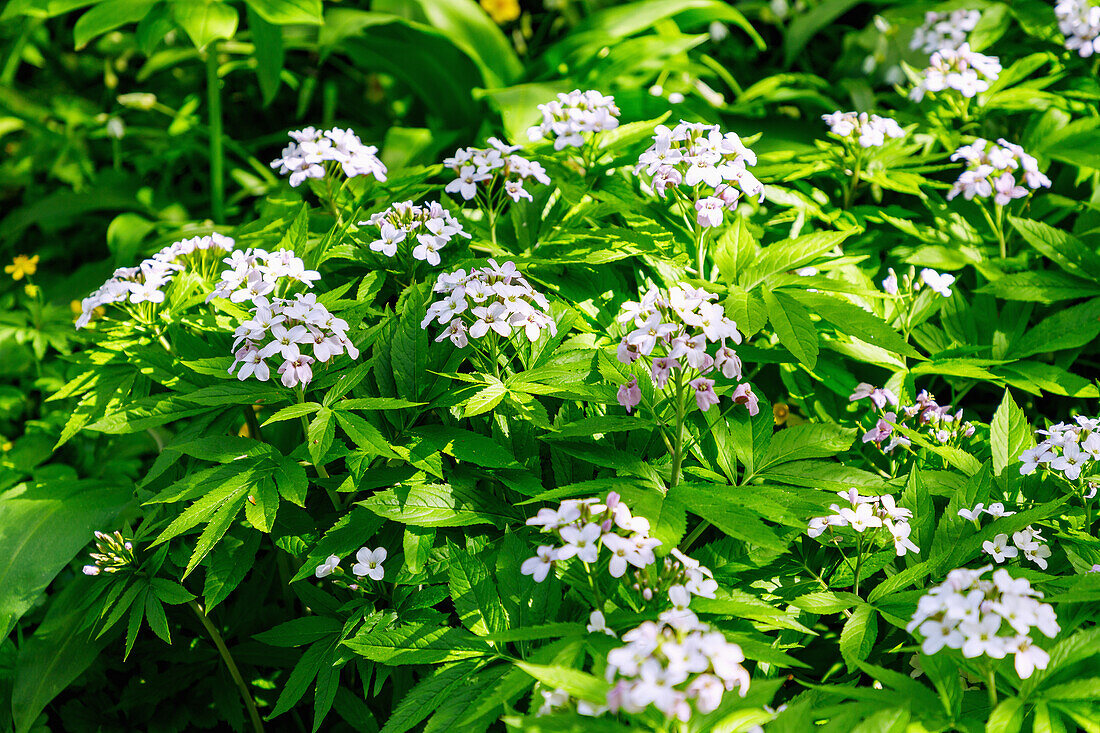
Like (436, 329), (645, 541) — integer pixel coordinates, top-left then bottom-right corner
(1009, 636), (1049, 679)
(351, 547), (387, 580)
(521, 545), (556, 583)
(920, 269), (955, 297)
(557, 523), (602, 563)
(910, 9), (982, 55)
(839, 503), (882, 532)
(982, 533), (1019, 563)
(527, 89), (621, 150)
(958, 503), (985, 521)
(315, 555), (340, 578)
(1056, 0), (1100, 58)
(910, 43), (1001, 101)
(822, 111), (905, 148)
(587, 610), (616, 637)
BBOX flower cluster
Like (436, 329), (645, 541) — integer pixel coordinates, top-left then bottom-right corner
(960, 501), (1052, 570)
(359, 200), (469, 266)
(1019, 417), (1100, 481)
(948, 138), (1051, 205)
(443, 137), (550, 202)
(207, 247), (320, 303)
(851, 386), (975, 454)
(526, 89), (621, 150)
(227, 293), (357, 388)
(315, 546), (387, 581)
(908, 566), (1058, 679)
(270, 127), (388, 188)
(882, 266), (956, 298)
(422, 260), (555, 348)
(521, 492), (662, 583)
(909, 43), (1002, 101)
(605, 617), (750, 720)
(822, 111), (906, 148)
(807, 489), (920, 556)
(615, 285), (758, 416)
(635, 121), (764, 228)
(76, 233), (235, 329)
(909, 9), (981, 55)
(1055, 0), (1100, 58)
(82, 530), (135, 576)
(210, 248), (358, 388)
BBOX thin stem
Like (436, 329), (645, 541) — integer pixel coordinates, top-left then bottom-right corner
(668, 370), (687, 492)
(843, 147), (864, 209)
(243, 406), (263, 441)
(189, 601), (264, 733)
(679, 519), (709, 553)
(581, 561), (603, 607)
(853, 534), (865, 597)
(985, 666), (998, 709)
(694, 224), (708, 281)
(205, 45), (226, 223)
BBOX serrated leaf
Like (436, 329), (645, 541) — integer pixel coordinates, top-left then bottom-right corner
(991, 390), (1032, 476)
(764, 289), (819, 369)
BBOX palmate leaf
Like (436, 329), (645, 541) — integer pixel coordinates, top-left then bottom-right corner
(360, 482), (517, 528)
(448, 542), (508, 636)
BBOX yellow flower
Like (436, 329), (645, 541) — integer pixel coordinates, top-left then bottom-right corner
(24, 284), (39, 298)
(70, 300), (83, 315)
(1, 441), (11, 452)
(480, 0), (520, 24)
(773, 403), (790, 426)
(5, 254), (38, 281)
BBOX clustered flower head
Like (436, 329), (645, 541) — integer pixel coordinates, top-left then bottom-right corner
(881, 266), (957, 298)
(908, 565), (1059, 679)
(522, 492), (662, 583)
(82, 530), (136, 575)
(635, 121), (764, 229)
(210, 248), (358, 388)
(959, 501), (1054, 569)
(605, 617), (750, 720)
(909, 43), (1002, 101)
(526, 89), (621, 150)
(822, 111), (906, 148)
(1019, 416), (1100, 481)
(76, 233), (235, 329)
(807, 488), (920, 556)
(909, 9), (981, 55)
(852, 386), (975, 454)
(948, 138), (1051, 205)
(615, 285), (758, 416)
(1055, 0), (1100, 57)
(270, 127), (388, 188)
(359, 200), (469, 266)
(422, 259), (555, 348)
(443, 137), (550, 202)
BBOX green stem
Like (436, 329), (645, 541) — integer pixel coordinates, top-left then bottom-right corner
(205, 45), (225, 223)
(668, 371), (687, 492)
(853, 534), (864, 596)
(581, 561), (603, 607)
(243, 406), (262, 442)
(844, 147), (864, 209)
(694, 223), (708, 280)
(189, 601), (264, 733)
(985, 667), (998, 709)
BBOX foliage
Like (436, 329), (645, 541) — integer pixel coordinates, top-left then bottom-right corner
(2, 1), (1100, 732)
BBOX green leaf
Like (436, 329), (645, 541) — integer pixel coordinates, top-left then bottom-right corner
(244, 478), (279, 533)
(0, 480), (130, 638)
(764, 289), (819, 369)
(74, 0), (158, 49)
(203, 531), (260, 609)
(448, 543), (508, 636)
(977, 271), (1100, 303)
(514, 662), (610, 703)
(790, 591), (863, 615)
(759, 423), (855, 471)
(274, 455), (308, 506)
(1008, 216), (1100, 281)
(150, 578), (195, 605)
(394, 0), (521, 86)
(1011, 298), (1100, 359)
(379, 662), (479, 733)
(784, 0), (862, 65)
(343, 622), (489, 665)
(670, 483), (789, 553)
(262, 401), (321, 426)
(360, 482), (514, 528)
(839, 605), (878, 668)
(244, 0), (321, 25)
(986, 697), (1024, 733)
(793, 291), (921, 359)
(307, 407), (335, 465)
(248, 6), (283, 106)
(255, 616), (343, 647)
(334, 409), (399, 458)
(990, 390), (1032, 476)
(741, 230), (855, 290)
(411, 425), (521, 469)
(169, 0), (239, 50)
(462, 380), (508, 417)
(10, 581), (109, 733)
